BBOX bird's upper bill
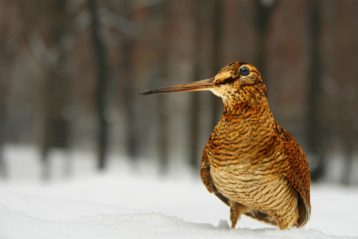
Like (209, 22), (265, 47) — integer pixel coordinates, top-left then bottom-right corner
(139, 78), (215, 95)
(139, 62), (262, 96)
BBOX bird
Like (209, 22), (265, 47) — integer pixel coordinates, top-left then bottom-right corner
(140, 61), (311, 230)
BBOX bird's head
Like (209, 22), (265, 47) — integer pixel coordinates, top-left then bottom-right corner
(141, 62), (267, 113)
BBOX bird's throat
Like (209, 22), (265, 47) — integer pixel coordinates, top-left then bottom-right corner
(223, 98), (270, 118)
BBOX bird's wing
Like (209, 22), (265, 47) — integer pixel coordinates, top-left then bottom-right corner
(277, 125), (311, 227)
(200, 148), (230, 206)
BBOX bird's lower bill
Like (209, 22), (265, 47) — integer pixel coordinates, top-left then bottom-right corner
(140, 78), (214, 95)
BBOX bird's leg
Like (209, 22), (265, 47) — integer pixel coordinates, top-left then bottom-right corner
(230, 201), (247, 228)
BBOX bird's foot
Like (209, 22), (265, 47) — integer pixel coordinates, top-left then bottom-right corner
(230, 201), (247, 229)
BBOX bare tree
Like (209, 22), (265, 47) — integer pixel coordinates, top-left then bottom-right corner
(254, 0), (278, 77)
(210, 0), (223, 127)
(0, 47), (10, 179)
(154, 1), (171, 173)
(119, 0), (137, 160)
(0, 77), (7, 178)
(0, 0), (19, 178)
(188, 0), (203, 169)
(17, 0), (73, 179)
(88, 0), (110, 170)
(307, 0), (325, 181)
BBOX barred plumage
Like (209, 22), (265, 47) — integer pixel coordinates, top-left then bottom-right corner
(141, 61), (311, 230)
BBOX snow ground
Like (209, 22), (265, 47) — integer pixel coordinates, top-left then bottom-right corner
(0, 146), (357, 239)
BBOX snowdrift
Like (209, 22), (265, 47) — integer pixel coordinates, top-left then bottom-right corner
(0, 173), (357, 239)
(0, 189), (352, 239)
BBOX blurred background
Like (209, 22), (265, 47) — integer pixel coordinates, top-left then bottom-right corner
(0, 0), (357, 185)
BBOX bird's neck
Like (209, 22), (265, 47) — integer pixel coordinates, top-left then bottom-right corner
(218, 84), (270, 118)
(223, 97), (271, 119)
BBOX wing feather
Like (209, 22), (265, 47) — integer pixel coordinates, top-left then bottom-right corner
(277, 125), (311, 226)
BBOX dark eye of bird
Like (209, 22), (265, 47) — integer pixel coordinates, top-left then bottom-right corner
(239, 66), (250, 76)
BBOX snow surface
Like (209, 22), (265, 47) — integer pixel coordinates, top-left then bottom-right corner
(0, 146), (358, 239)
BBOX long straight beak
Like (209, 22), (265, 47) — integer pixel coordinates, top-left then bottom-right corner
(140, 78), (214, 95)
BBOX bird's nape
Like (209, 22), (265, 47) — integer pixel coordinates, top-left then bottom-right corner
(140, 78), (214, 95)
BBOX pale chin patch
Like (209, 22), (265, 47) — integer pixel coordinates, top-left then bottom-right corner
(210, 89), (222, 97)
(209, 89), (228, 101)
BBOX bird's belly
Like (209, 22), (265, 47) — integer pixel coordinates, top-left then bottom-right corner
(211, 165), (281, 205)
(210, 164), (299, 227)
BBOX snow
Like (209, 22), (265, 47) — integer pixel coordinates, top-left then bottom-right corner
(0, 146), (358, 239)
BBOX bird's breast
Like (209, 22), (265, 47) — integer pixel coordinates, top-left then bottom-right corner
(205, 116), (299, 228)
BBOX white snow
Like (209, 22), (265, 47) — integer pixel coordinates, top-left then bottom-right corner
(0, 146), (357, 239)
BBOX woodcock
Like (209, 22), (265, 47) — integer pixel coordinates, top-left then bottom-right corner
(141, 62), (311, 230)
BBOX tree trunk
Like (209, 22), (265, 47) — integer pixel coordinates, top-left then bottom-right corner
(28, 0), (72, 180)
(156, 1), (171, 174)
(210, 0), (223, 128)
(88, 0), (110, 170)
(0, 73), (7, 178)
(207, 0), (223, 127)
(119, 0), (137, 161)
(341, 139), (353, 185)
(307, 0), (325, 181)
(254, 0), (278, 77)
(188, 0), (203, 170)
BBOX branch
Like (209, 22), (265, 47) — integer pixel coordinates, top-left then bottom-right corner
(24, 34), (59, 72)
(100, 9), (161, 50)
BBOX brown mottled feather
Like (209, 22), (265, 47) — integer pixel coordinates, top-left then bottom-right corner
(142, 61), (311, 230)
(277, 124), (311, 226)
(199, 62), (311, 229)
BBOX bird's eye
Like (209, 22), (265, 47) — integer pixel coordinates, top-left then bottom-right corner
(239, 66), (250, 76)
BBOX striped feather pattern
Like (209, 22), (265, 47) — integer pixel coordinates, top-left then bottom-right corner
(200, 62), (311, 229)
